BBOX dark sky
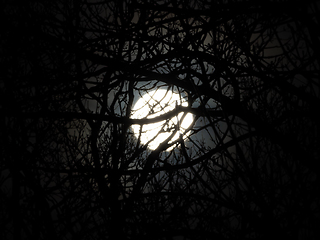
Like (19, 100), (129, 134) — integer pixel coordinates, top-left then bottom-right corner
(1, 1), (320, 239)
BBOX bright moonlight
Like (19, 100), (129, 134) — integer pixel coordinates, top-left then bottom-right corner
(131, 89), (193, 150)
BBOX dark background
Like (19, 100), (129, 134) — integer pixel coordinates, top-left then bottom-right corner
(1, 0), (320, 239)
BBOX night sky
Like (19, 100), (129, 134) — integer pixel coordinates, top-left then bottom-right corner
(1, 0), (320, 239)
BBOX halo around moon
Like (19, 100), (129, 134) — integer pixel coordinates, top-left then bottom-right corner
(131, 89), (193, 150)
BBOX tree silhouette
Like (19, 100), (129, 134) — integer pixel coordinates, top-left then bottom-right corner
(1, 0), (320, 239)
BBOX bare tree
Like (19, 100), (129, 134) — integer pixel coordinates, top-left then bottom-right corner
(1, 0), (320, 239)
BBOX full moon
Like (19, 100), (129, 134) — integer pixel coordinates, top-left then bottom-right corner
(131, 89), (193, 150)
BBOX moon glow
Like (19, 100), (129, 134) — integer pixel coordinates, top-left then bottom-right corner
(131, 89), (193, 150)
